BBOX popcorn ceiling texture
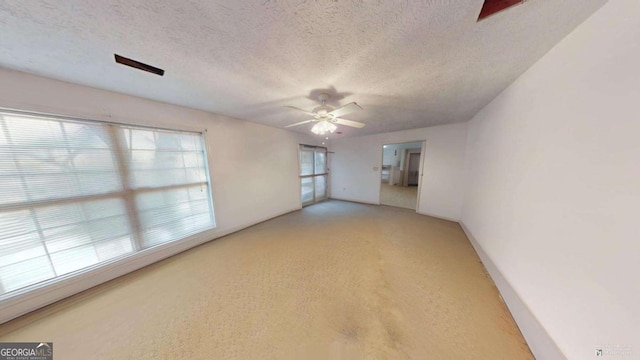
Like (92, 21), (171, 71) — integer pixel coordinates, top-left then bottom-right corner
(0, 0), (605, 137)
(0, 201), (533, 359)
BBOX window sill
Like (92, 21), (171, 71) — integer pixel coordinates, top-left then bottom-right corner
(0, 227), (217, 324)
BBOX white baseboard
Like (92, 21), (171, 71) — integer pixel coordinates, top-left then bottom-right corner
(0, 207), (301, 325)
(218, 207), (301, 235)
(328, 196), (380, 205)
(416, 210), (459, 222)
(328, 199), (460, 224)
(459, 221), (566, 360)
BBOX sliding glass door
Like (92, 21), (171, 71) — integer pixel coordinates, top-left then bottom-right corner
(299, 145), (328, 206)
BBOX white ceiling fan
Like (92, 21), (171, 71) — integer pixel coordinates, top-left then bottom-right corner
(284, 93), (365, 135)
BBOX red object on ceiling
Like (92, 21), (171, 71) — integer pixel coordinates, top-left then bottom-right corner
(478, 0), (523, 20)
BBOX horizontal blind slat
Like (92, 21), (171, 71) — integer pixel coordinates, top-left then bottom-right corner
(0, 111), (215, 297)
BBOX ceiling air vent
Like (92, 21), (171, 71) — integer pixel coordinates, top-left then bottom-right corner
(114, 54), (164, 76)
(478, 0), (525, 20)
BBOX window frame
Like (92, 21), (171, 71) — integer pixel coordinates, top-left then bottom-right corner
(299, 144), (328, 206)
(0, 107), (218, 324)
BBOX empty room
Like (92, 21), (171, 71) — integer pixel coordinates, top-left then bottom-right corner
(0, 1), (638, 359)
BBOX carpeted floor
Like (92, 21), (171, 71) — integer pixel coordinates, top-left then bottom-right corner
(0, 201), (533, 359)
(380, 183), (418, 210)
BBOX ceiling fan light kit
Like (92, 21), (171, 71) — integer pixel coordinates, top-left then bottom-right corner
(311, 120), (337, 135)
(285, 93), (366, 135)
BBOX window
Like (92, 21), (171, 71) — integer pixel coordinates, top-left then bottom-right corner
(0, 110), (215, 297)
(299, 145), (328, 206)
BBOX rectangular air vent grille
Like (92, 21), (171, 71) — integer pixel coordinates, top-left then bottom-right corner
(114, 54), (164, 76)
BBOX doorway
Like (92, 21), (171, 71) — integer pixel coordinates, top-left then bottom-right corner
(299, 144), (328, 206)
(379, 141), (424, 210)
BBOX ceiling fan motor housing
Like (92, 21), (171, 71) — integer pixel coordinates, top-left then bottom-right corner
(312, 105), (334, 117)
(284, 92), (365, 130)
(318, 93), (330, 103)
(314, 93), (334, 117)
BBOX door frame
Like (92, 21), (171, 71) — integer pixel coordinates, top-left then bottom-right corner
(379, 140), (426, 213)
(299, 144), (328, 207)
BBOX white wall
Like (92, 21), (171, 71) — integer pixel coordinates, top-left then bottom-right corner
(382, 141), (422, 168)
(461, 1), (640, 359)
(330, 123), (467, 221)
(0, 68), (320, 322)
(382, 145), (401, 167)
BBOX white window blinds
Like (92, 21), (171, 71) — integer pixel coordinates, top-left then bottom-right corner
(0, 110), (215, 296)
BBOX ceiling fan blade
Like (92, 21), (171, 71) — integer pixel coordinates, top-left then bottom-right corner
(284, 119), (316, 128)
(284, 106), (316, 117)
(334, 118), (366, 128)
(328, 102), (362, 118)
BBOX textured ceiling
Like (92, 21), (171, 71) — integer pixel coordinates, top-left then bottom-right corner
(0, 0), (606, 137)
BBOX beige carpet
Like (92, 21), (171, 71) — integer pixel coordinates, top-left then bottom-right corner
(380, 183), (418, 210)
(0, 201), (533, 359)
